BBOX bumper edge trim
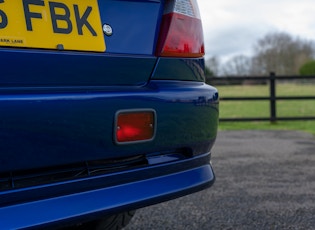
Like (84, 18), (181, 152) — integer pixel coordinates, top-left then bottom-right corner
(0, 164), (214, 229)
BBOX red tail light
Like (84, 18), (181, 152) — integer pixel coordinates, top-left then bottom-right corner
(156, 0), (205, 57)
(115, 110), (156, 144)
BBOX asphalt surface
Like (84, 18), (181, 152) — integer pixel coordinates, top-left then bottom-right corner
(124, 130), (315, 230)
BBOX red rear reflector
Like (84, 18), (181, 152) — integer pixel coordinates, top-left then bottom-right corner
(156, 0), (205, 57)
(115, 110), (156, 144)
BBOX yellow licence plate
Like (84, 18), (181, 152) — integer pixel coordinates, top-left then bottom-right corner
(0, 0), (105, 52)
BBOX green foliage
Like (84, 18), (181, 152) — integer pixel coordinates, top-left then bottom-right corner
(219, 32), (315, 76)
(205, 66), (214, 77)
(219, 121), (315, 135)
(205, 66), (214, 84)
(299, 60), (315, 75)
(217, 84), (315, 135)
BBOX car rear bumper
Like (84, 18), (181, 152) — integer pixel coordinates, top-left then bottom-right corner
(0, 157), (214, 229)
(0, 80), (218, 172)
(0, 80), (218, 229)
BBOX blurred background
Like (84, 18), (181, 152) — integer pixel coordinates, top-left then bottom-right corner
(198, 0), (315, 76)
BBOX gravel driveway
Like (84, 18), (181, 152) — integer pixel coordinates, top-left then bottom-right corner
(125, 130), (315, 229)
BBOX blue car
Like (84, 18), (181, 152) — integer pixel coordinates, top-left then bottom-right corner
(0, 0), (219, 229)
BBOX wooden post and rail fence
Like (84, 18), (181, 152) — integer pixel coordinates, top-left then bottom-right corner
(211, 73), (315, 122)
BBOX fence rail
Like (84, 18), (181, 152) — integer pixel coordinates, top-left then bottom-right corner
(212, 73), (315, 122)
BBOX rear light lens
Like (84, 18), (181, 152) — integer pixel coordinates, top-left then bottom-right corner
(115, 110), (156, 144)
(156, 0), (205, 57)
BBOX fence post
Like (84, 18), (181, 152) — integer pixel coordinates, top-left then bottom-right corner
(269, 72), (277, 123)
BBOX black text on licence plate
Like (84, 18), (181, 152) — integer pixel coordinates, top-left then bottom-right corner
(0, 0), (105, 52)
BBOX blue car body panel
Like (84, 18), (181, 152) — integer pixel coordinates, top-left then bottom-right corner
(99, 0), (163, 55)
(1, 49), (156, 86)
(1, 162), (213, 229)
(0, 79), (218, 228)
(0, 80), (218, 172)
(0, 0), (218, 228)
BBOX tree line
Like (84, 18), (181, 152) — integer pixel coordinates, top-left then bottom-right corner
(206, 31), (315, 77)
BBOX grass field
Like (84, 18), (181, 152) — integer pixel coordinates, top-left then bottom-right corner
(216, 83), (315, 135)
